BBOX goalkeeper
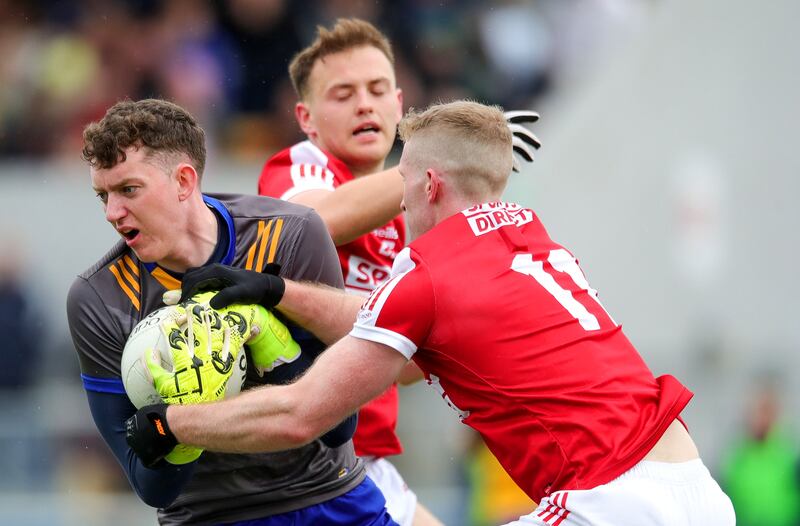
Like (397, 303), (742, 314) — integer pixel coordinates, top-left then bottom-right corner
(66, 99), (394, 525)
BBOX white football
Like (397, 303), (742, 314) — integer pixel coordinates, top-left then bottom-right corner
(121, 304), (248, 408)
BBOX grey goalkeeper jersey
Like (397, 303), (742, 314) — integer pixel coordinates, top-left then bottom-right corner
(67, 194), (364, 525)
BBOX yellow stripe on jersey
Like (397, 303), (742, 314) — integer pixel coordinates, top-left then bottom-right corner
(266, 218), (284, 265)
(254, 219), (274, 272)
(117, 258), (140, 293)
(109, 263), (140, 311)
(151, 267), (182, 291)
(245, 220), (266, 271)
(122, 255), (139, 277)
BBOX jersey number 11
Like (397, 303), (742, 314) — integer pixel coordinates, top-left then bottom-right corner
(511, 249), (615, 331)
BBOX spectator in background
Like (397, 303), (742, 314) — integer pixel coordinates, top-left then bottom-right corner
(465, 433), (535, 526)
(722, 376), (800, 526)
(0, 237), (41, 389)
(0, 233), (46, 491)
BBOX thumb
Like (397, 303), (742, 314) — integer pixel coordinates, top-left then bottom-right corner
(143, 348), (171, 391)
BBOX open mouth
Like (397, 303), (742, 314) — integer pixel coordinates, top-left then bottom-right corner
(353, 123), (380, 136)
(120, 229), (139, 241)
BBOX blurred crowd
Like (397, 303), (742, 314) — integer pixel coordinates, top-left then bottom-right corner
(0, 0), (643, 163)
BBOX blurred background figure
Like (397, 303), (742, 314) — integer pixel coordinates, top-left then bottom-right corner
(721, 376), (800, 526)
(0, 232), (48, 491)
(464, 433), (535, 526)
(0, 235), (41, 391)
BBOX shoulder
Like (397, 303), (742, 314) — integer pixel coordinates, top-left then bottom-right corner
(69, 241), (131, 309)
(211, 192), (333, 267)
(207, 192), (320, 223)
(67, 240), (136, 321)
(76, 240), (129, 281)
(259, 141), (353, 199)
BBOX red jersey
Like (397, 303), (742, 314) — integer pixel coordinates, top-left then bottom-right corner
(351, 202), (693, 502)
(259, 140), (405, 458)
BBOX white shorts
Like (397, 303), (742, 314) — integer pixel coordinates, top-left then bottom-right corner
(504, 459), (735, 526)
(365, 457), (418, 526)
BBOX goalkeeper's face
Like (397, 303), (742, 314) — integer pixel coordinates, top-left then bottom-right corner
(91, 146), (190, 265)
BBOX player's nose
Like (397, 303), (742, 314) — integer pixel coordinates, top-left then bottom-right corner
(105, 194), (127, 223)
(355, 89), (374, 114)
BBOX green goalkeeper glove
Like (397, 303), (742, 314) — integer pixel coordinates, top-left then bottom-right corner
(144, 301), (247, 464)
(185, 292), (301, 377)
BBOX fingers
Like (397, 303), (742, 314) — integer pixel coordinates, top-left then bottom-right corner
(219, 324), (232, 362)
(505, 110), (541, 171)
(209, 286), (249, 309)
(162, 289), (181, 306)
(512, 137), (535, 165)
(509, 123), (542, 150)
(143, 348), (171, 389)
(504, 110), (540, 124)
(179, 278), (225, 303)
(180, 264), (233, 302)
(263, 263), (282, 276)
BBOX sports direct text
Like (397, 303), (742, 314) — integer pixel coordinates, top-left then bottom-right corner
(462, 202), (535, 236)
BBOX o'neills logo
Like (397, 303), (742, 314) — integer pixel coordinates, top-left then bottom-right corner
(373, 225), (400, 240)
(462, 202), (534, 236)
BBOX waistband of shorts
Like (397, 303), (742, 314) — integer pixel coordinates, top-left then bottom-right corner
(611, 458), (709, 484)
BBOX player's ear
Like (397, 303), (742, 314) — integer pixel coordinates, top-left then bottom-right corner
(395, 88), (404, 121)
(175, 163), (199, 202)
(295, 102), (316, 139)
(426, 169), (440, 203)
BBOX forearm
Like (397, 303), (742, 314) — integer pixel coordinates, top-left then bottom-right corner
(166, 383), (320, 453)
(277, 280), (363, 345)
(315, 167), (403, 245)
(166, 337), (404, 454)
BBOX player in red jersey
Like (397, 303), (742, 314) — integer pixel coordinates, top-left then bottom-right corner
(256, 19), (437, 526)
(127, 100), (734, 524)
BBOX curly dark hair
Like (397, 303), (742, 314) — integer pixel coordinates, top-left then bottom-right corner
(82, 99), (206, 177)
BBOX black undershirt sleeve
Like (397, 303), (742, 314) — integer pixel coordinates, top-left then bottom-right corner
(85, 389), (196, 508)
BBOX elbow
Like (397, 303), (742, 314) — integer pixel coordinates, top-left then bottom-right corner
(276, 419), (320, 449)
(326, 224), (349, 247)
(266, 386), (336, 449)
(134, 482), (181, 509)
(280, 408), (338, 449)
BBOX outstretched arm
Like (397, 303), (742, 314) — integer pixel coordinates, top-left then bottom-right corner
(277, 280), (364, 345)
(290, 167), (403, 246)
(166, 336), (407, 453)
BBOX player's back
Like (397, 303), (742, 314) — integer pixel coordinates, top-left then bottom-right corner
(408, 202), (692, 502)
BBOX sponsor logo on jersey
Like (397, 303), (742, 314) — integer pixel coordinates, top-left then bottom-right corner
(345, 255), (392, 293)
(372, 225), (400, 240)
(463, 202), (535, 236)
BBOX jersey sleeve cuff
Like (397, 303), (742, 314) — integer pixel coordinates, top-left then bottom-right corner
(349, 325), (418, 360)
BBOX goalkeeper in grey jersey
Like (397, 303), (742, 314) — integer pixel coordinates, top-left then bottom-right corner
(66, 99), (398, 525)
